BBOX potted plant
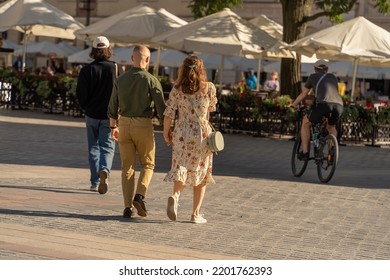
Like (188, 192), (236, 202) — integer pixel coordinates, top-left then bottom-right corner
(365, 96), (373, 109)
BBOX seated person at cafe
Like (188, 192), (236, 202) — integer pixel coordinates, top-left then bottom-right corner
(245, 69), (257, 90)
(264, 72), (280, 92)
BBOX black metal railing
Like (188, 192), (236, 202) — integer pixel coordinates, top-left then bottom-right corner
(2, 76), (390, 146)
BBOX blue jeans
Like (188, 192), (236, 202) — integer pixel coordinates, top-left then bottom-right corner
(85, 116), (115, 186)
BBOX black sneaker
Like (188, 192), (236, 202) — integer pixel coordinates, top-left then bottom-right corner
(297, 152), (309, 161)
(133, 194), (147, 217)
(123, 207), (132, 218)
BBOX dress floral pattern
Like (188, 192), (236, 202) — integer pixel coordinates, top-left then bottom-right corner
(164, 82), (218, 186)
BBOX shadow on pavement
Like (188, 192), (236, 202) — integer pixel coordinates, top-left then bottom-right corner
(0, 208), (166, 224)
(0, 185), (94, 195)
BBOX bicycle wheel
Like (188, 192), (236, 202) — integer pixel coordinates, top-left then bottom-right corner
(291, 135), (310, 177)
(317, 134), (339, 183)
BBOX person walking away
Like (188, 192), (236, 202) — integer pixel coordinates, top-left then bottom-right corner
(108, 45), (166, 219)
(291, 59), (343, 160)
(76, 36), (117, 194)
(163, 55), (218, 224)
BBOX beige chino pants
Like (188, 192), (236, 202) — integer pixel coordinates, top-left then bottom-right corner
(118, 116), (155, 209)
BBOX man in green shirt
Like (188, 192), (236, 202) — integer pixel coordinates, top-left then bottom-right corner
(108, 45), (166, 218)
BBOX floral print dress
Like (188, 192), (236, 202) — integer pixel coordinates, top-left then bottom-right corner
(163, 82), (218, 186)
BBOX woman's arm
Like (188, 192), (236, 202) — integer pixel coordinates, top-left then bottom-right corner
(163, 116), (173, 146)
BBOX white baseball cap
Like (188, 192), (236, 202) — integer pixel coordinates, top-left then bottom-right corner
(92, 36), (110, 49)
(314, 59), (329, 69)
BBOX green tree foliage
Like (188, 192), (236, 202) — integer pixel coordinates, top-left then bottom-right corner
(188, 0), (242, 19)
(375, 0), (390, 14)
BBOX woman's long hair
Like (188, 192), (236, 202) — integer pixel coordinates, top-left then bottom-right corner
(174, 55), (207, 94)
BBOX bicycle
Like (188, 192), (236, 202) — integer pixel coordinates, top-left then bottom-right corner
(291, 107), (339, 183)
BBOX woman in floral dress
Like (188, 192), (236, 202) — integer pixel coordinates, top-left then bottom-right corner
(163, 56), (217, 224)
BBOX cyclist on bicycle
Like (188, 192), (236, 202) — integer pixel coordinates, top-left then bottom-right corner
(291, 59), (344, 160)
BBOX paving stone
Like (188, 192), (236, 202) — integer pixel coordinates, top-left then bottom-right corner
(1, 108), (390, 260)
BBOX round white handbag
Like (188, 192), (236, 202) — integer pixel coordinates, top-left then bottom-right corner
(207, 131), (225, 153)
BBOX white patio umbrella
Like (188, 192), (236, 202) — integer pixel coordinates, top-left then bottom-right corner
(198, 53), (236, 70)
(0, 0), (84, 71)
(152, 8), (277, 57)
(149, 49), (269, 72)
(74, 4), (187, 75)
(152, 8), (278, 90)
(67, 48), (93, 64)
(248, 14), (295, 60)
(249, 14), (283, 41)
(150, 49), (187, 68)
(74, 4), (187, 44)
(301, 61), (388, 79)
(111, 47), (134, 65)
(266, 59), (389, 80)
(288, 16), (390, 101)
(68, 47), (134, 65)
(56, 41), (81, 56)
(149, 49), (267, 75)
(1, 39), (21, 50)
(14, 41), (67, 58)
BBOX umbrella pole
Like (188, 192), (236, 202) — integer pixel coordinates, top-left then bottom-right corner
(22, 28), (29, 72)
(350, 57), (359, 102)
(219, 55), (225, 93)
(154, 47), (161, 77)
(256, 56), (262, 91)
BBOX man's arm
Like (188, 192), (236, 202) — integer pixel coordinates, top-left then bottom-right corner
(292, 87), (311, 107)
(107, 80), (119, 120)
(76, 69), (88, 109)
(150, 78), (166, 120)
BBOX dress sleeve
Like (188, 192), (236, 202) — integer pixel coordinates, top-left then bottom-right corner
(208, 82), (217, 112)
(163, 87), (178, 119)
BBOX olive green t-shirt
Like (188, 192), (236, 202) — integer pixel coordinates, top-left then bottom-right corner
(108, 67), (166, 120)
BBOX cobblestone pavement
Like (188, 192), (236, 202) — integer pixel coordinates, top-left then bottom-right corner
(0, 108), (390, 260)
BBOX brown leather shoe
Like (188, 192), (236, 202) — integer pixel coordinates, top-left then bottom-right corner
(98, 170), (108, 194)
(133, 194), (147, 217)
(123, 207), (132, 218)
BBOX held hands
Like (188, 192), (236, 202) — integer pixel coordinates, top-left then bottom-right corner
(163, 129), (172, 146)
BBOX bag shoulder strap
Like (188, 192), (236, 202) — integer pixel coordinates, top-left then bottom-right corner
(188, 94), (216, 132)
(315, 73), (327, 97)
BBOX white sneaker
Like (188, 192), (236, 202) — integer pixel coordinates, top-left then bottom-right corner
(167, 195), (179, 221)
(90, 185), (98, 192)
(190, 214), (207, 224)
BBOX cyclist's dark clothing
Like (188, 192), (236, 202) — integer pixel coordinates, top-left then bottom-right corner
(308, 103), (343, 125)
(305, 71), (343, 125)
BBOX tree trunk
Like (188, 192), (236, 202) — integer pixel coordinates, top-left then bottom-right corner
(280, 0), (313, 98)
